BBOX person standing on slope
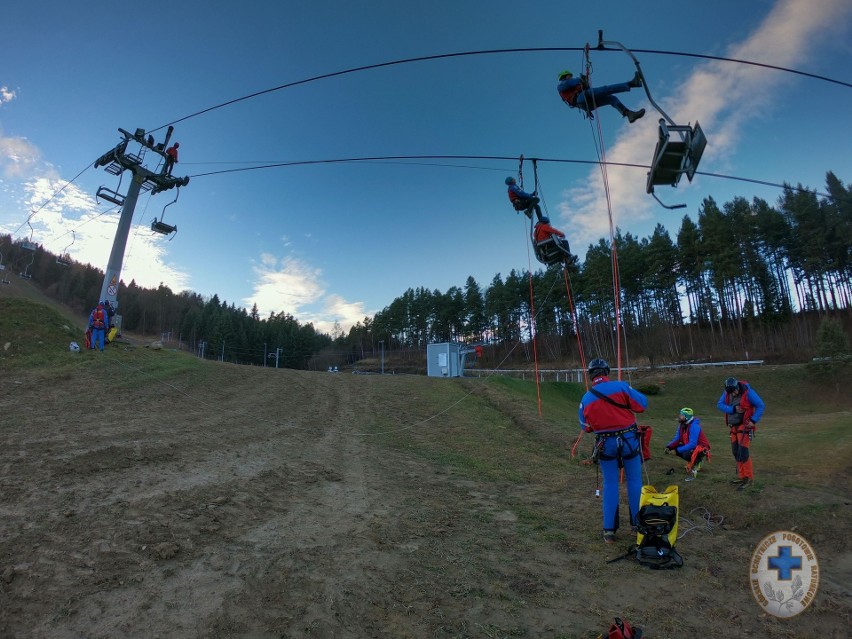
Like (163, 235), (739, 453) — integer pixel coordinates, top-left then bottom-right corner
(578, 358), (648, 543)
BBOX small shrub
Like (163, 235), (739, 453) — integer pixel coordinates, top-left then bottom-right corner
(815, 317), (850, 358)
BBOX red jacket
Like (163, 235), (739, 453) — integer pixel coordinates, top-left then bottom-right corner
(534, 222), (565, 242)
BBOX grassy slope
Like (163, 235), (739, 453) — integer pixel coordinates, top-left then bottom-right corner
(2, 295), (850, 637)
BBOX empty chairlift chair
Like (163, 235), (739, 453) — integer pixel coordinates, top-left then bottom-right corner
(646, 119), (707, 209)
(596, 31), (708, 209)
(151, 190), (179, 238)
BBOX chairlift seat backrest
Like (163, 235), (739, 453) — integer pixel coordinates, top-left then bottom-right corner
(151, 219), (177, 235)
(534, 237), (570, 266)
(647, 120), (707, 192)
(21, 240), (37, 251)
(96, 186), (126, 206)
(686, 122), (707, 182)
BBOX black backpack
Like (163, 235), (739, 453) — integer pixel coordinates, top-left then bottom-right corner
(634, 503), (683, 569)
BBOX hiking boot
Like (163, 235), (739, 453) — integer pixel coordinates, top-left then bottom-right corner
(626, 108), (646, 124)
(628, 71), (643, 88)
(730, 477), (747, 485)
(737, 479), (754, 491)
(603, 530), (616, 544)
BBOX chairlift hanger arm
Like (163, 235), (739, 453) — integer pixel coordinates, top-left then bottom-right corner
(596, 30), (676, 128)
(649, 189), (687, 210)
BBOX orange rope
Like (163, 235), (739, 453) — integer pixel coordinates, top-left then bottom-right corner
(527, 266), (543, 417)
(585, 50), (625, 379)
(523, 218), (543, 417)
(562, 265), (588, 388)
(564, 263), (590, 460)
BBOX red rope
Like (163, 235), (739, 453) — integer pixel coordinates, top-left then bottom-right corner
(523, 220), (543, 417)
(562, 266), (588, 388)
(527, 267), (543, 417)
(585, 52), (624, 379)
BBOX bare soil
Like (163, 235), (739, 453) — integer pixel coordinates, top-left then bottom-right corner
(0, 285), (850, 638)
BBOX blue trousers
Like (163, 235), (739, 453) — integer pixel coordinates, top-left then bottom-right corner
(91, 328), (105, 351)
(598, 430), (643, 531)
(576, 82), (632, 114)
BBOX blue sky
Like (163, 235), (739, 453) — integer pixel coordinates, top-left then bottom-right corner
(2, 0), (851, 334)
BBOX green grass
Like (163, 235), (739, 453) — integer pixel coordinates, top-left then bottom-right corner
(0, 297), (86, 369)
(0, 297), (215, 393)
(5, 295), (851, 555)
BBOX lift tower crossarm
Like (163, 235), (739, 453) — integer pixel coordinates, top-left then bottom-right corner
(93, 126), (190, 309)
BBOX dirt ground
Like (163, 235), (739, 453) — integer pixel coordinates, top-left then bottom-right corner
(1, 330), (850, 637)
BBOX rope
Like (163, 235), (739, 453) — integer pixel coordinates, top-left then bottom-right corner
(562, 267), (588, 384)
(526, 261), (543, 417)
(583, 46), (627, 379)
(517, 154), (525, 190)
(148, 45), (851, 134)
(678, 507), (726, 539)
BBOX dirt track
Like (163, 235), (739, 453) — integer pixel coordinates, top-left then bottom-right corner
(1, 345), (850, 638)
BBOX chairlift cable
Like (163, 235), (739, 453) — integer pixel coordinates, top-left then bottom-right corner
(147, 45), (851, 134)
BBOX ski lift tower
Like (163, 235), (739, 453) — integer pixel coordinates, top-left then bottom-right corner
(92, 126), (189, 311)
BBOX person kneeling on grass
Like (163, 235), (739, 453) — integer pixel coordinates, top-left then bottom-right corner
(664, 407), (711, 482)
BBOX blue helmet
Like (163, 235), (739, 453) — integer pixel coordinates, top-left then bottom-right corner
(505, 176), (516, 185)
(724, 377), (739, 392)
(588, 358), (610, 378)
(540, 216), (550, 224)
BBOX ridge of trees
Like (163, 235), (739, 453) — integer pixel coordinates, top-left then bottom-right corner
(2, 171), (849, 370)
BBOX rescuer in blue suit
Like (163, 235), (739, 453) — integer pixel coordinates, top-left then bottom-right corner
(557, 69), (645, 123)
(578, 358), (648, 543)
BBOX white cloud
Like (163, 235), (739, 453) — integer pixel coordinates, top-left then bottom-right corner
(558, 0), (852, 248)
(315, 294), (371, 334)
(0, 132), (40, 178)
(0, 177), (192, 295)
(245, 254), (326, 318)
(0, 86), (16, 105)
(244, 254), (372, 333)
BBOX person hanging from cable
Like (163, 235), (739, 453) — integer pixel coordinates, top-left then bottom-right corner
(164, 142), (180, 176)
(578, 358), (648, 544)
(557, 69), (645, 123)
(664, 407), (711, 482)
(533, 216), (571, 260)
(505, 176), (542, 221)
